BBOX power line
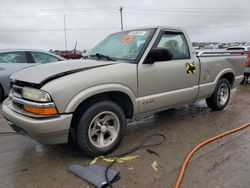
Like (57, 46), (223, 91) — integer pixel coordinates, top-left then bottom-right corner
(0, 10), (248, 19)
(126, 9), (250, 15)
(186, 25), (250, 29)
(126, 10), (250, 18)
(0, 10), (117, 17)
(0, 7), (249, 19)
(0, 7), (250, 16)
(1, 6), (250, 12)
(0, 27), (120, 32)
(0, 24), (250, 33)
(134, 7), (250, 12)
(0, 7), (116, 12)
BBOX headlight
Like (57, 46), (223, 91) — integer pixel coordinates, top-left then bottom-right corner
(22, 87), (51, 102)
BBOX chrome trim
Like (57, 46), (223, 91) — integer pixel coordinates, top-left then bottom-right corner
(12, 85), (23, 89)
(197, 50), (245, 57)
(10, 88), (22, 98)
(9, 94), (55, 108)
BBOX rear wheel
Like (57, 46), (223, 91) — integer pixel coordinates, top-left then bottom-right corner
(76, 101), (126, 157)
(206, 78), (231, 111)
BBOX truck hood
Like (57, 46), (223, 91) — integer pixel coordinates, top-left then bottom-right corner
(11, 59), (115, 85)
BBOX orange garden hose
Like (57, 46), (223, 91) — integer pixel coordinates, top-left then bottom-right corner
(174, 123), (250, 188)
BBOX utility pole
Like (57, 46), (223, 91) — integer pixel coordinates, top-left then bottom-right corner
(63, 14), (67, 50)
(74, 41), (77, 53)
(119, 7), (123, 31)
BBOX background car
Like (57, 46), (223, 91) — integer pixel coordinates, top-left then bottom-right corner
(0, 49), (65, 100)
(227, 46), (250, 83)
(57, 50), (82, 59)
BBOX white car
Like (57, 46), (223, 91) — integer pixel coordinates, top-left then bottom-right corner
(0, 49), (65, 100)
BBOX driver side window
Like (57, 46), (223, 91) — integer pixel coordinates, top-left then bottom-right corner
(156, 32), (190, 60)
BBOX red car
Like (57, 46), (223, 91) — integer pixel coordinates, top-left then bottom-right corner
(58, 51), (82, 59)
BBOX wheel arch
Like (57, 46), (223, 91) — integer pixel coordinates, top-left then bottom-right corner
(72, 91), (135, 119)
(65, 84), (138, 115)
(67, 85), (136, 143)
(219, 72), (235, 87)
(197, 68), (235, 100)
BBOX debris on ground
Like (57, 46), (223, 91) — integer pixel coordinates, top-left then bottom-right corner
(68, 164), (119, 188)
(151, 161), (158, 172)
(128, 167), (134, 170)
(90, 155), (139, 165)
(146, 149), (160, 157)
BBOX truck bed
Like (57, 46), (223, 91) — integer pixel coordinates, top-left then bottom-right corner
(196, 50), (246, 99)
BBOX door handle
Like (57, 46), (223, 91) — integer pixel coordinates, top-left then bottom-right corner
(0, 67), (5, 70)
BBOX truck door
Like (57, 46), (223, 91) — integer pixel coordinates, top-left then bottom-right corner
(138, 30), (199, 114)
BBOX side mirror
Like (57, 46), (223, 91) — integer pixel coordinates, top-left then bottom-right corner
(145, 47), (173, 64)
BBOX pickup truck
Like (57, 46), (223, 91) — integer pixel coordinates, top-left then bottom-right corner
(2, 26), (246, 156)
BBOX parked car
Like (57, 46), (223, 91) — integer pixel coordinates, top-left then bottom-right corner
(0, 49), (65, 100)
(2, 26), (246, 156)
(227, 46), (250, 82)
(56, 50), (82, 59)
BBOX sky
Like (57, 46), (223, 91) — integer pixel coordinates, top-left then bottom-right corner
(0, 0), (250, 50)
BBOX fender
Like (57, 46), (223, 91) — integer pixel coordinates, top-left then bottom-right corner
(65, 83), (138, 115)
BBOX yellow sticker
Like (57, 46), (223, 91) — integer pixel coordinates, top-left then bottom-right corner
(186, 62), (196, 77)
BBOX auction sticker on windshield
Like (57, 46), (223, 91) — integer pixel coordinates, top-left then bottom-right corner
(128, 31), (147, 36)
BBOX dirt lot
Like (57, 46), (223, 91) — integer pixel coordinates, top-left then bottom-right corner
(0, 84), (250, 188)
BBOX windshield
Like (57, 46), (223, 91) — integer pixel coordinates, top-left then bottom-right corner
(89, 29), (154, 62)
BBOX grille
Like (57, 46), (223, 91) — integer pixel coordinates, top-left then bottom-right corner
(12, 101), (23, 111)
(11, 85), (23, 98)
(9, 82), (24, 111)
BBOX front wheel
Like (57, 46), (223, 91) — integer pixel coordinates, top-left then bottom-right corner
(76, 101), (126, 157)
(206, 78), (231, 111)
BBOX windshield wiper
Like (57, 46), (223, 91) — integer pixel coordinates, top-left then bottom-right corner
(90, 53), (116, 61)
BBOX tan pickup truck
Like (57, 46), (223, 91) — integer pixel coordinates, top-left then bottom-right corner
(2, 26), (247, 156)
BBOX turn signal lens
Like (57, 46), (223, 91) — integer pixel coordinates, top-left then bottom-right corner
(24, 105), (58, 115)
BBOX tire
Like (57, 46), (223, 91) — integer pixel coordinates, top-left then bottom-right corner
(76, 101), (126, 157)
(206, 78), (231, 111)
(240, 76), (247, 85)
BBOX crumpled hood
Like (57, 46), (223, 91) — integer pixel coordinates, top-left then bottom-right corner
(11, 59), (115, 85)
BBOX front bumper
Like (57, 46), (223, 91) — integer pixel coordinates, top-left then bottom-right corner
(2, 98), (73, 144)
